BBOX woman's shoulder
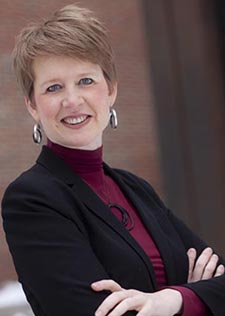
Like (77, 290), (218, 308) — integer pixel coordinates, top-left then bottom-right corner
(5, 163), (54, 190)
(2, 162), (68, 208)
(108, 166), (157, 193)
(106, 165), (167, 210)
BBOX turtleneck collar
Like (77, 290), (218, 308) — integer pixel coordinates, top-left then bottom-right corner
(47, 139), (104, 188)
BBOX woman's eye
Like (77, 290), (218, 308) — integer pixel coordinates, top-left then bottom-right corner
(46, 84), (62, 92)
(79, 78), (94, 85)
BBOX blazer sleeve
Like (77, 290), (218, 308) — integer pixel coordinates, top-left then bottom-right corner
(104, 168), (225, 315)
(1, 174), (116, 316)
(166, 209), (225, 316)
(139, 175), (225, 316)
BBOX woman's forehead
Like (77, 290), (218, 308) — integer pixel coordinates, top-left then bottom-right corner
(32, 55), (103, 81)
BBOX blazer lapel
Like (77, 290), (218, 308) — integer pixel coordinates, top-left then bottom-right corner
(103, 163), (178, 285)
(37, 146), (158, 289)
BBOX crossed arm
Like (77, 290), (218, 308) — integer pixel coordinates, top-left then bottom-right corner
(3, 176), (225, 316)
(91, 247), (225, 316)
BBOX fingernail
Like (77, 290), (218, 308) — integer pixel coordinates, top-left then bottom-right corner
(95, 310), (103, 316)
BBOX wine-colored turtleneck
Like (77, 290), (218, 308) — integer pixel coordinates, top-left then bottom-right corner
(47, 140), (209, 316)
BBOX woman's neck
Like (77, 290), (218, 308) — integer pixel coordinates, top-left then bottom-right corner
(47, 139), (103, 174)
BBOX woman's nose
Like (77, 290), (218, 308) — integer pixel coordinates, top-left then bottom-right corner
(61, 88), (83, 108)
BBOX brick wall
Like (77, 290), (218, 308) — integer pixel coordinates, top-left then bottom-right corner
(0, 0), (163, 281)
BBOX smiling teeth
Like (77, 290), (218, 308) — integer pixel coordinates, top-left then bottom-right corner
(64, 116), (87, 125)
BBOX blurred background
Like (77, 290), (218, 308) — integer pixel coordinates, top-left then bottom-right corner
(0, 0), (225, 314)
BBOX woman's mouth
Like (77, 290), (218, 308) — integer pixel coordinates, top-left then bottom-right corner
(62, 115), (90, 125)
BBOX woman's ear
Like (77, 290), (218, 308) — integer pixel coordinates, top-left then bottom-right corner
(110, 81), (118, 106)
(25, 97), (39, 122)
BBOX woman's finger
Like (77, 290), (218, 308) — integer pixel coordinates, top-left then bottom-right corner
(187, 248), (197, 282)
(201, 254), (219, 280)
(94, 289), (138, 316)
(214, 264), (225, 277)
(107, 295), (143, 316)
(190, 247), (213, 282)
(91, 279), (123, 292)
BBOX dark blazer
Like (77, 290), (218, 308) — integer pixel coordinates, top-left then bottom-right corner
(2, 146), (225, 316)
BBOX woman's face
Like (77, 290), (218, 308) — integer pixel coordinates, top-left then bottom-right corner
(26, 55), (117, 150)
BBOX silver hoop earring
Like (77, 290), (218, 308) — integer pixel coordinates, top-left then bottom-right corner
(110, 108), (118, 129)
(33, 123), (42, 144)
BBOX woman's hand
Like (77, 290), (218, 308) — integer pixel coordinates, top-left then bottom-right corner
(91, 248), (225, 316)
(187, 247), (225, 282)
(91, 280), (182, 316)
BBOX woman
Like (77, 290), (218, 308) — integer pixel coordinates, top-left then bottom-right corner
(2, 4), (225, 316)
